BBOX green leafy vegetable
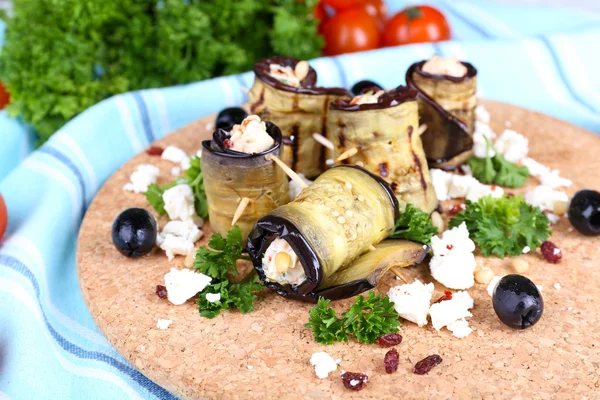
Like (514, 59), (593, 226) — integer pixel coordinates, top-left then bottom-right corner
(468, 137), (529, 188)
(449, 195), (551, 258)
(390, 203), (438, 244)
(305, 291), (400, 345)
(194, 226), (262, 318)
(0, 0), (323, 144)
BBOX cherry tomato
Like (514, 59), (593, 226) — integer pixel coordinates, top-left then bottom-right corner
(383, 6), (451, 47)
(322, 0), (364, 11)
(322, 8), (381, 56)
(362, 0), (388, 23)
(0, 195), (7, 240)
(0, 82), (9, 110)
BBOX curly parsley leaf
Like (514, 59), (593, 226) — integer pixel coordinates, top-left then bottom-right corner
(183, 156), (208, 219)
(449, 195), (551, 258)
(305, 298), (349, 345)
(390, 203), (438, 244)
(468, 137), (529, 188)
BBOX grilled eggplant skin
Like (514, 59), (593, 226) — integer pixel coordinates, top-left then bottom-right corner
(328, 86), (438, 214)
(201, 122), (290, 243)
(248, 56), (350, 179)
(247, 165), (400, 301)
(406, 61), (476, 168)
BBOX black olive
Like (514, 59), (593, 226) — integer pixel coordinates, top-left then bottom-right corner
(492, 274), (543, 330)
(112, 208), (157, 258)
(215, 107), (248, 130)
(350, 80), (383, 96)
(568, 189), (600, 236)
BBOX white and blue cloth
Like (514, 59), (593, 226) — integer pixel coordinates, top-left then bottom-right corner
(1, 1), (599, 398)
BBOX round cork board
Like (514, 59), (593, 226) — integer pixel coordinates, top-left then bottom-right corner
(77, 100), (600, 399)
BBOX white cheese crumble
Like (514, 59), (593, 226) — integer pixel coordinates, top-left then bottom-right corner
(349, 90), (385, 105)
(387, 279), (434, 327)
(162, 145), (191, 170)
(156, 220), (203, 261)
(522, 246), (531, 254)
(289, 173), (313, 200)
(429, 222), (476, 290)
(428, 291), (474, 338)
(164, 267), (211, 305)
(475, 105), (491, 124)
(262, 238), (306, 286)
(156, 319), (173, 330)
(227, 115), (274, 154)
(494, 129), (529, 163)
(521, 157), (572, 189)
(163, 184), (197, 222)
(205, 292), (221, 303)
(171, 166), (181, 176)
(553, 283), (562, 290)
(123, 164), (160, 193)
(524, 185), (569, 212)
(487, 276), (502, 297)
(310, 352), (338, 379)
(472, 121), (497, 159)
(546, 213), (560, 224)
(422, 55), (467, 77)
(430, 168), (503, 203)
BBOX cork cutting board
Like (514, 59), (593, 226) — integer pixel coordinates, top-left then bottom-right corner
(76, 100), (600, 399)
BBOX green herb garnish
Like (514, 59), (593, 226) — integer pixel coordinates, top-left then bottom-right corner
(194, 226), (263, 318)
(390, 203), (438, 244)
(449, 195), (551, 258)
(468, 137), (529, 188)
(305, 291), (400, 345)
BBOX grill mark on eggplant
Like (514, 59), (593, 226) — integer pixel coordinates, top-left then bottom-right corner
(291, 124), (300, 172)
(378, 162), (389, 178)
(292, 94), (299, 111)
(319, 98), (330, 172)
(250, 88), (265, 113)
(408, 125), (428, 193)
(390, 181), (398, 191)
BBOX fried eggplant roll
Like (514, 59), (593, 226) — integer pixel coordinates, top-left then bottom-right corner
(328, 86), (437, 214)
(201, 117), (290, 243)
(248, 56), (351, 179)
(247, 166), (428, 301)
(406, 56), (477, 169)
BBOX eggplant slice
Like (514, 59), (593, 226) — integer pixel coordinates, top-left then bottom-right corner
(406, 61), (477, 169)
(201, 122), (290, 243)
(328, 86), (438, 214)
(248, 56), (351, 179)
(248, 165), (425, 302)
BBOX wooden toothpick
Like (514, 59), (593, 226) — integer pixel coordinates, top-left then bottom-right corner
(417, 124), (427, 136)
(265, 154), (309, 189)
(368, 245), (377, 252)
(390, 267), (409, 284)
(231, 197), (251, 226)
(312, 133), (334, 150)
(336, 147), (358, 162)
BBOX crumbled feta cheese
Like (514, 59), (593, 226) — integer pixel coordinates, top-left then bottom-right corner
(310, 352), (338, 379)
(430, 169), (453, 201)
(164, 267), (211, 305)
(162, 145), (189, 164)
(430, 169), (502, 203)
(205, 293), (221, 303)
(487, 276), (502, 297)
(461, 164), (473, 176)
(387, 279), (434, 327)
(475, 105), (490, 124)
(262, 238), (306, 286)
(524, 185), (569, 212)
(422, 55), (467, 77)
(537, 285), (543, 292)
(546, 213), (560, 224)
(429, 222), (476, 290)
(163, 184), (197, 222)
(448, 175), (481, 198)
(521, 157), (547, 177)
(156, 220), (203, 261)
(196, 149), (203, 158)
(156, 319), (173, 330)
(465, 183), (504, 202)
(553, 283), (562, 290)
(429, 291), (474, 338)
(171, 166), (181, 176)
(247, 365), (254, 370)
(522, 246), (531, 254)
(568, 307), (573, 311)
(180, 157), (191, 171)
(494, 129), (529, 163)
(472, 130), (496, 159)
(227, 115), (274, 154)
(123, 164), (159, 193)
(289, 173), (313, 200)
(521, 157), (572, 189)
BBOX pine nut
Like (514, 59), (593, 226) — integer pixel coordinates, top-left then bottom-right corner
(512, 257), (529, 273)
(431, 211), (444, 233)
(294, 61), (310, 81)
(275, 252), (292, 273)
(474, 261), (484, 274)
(184, 248), (197, 268)
(553, 200), (569, 215)
(475, 268), (494, 284)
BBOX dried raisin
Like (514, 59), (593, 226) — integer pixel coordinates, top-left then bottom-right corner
(375, 332), (402, 347)
(156, 285), (168, 299)
(448, 204), (466, 216)
(341, 371), (368, 391)
(413, 354), (442, 375)
(435, 291), (453, 303)
(541, 241), (562, 263)
(146, 146), (164, 156)
(384, 349), (399, 374)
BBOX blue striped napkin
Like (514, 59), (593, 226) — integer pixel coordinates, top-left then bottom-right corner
(1, 1), (599, 398)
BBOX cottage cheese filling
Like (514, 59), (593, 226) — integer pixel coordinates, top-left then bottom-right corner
(268, 63), (302, 87)
(422, 55), (467, 77)
(349, 90), (385, 105)
(262, 238), (306, 286)
(226, 115), (274, 154)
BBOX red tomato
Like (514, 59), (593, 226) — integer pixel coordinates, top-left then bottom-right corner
(0, 82), (9, 110)
(362, 0), (388, 23)
(322, 8), (381, 56)
(322, 0), (364, 11)
(0, 195), (7, 240)
(383, 6), (451, 46)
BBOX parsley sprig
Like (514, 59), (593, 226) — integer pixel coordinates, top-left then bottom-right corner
(145, 156), (208, 219)
(449, 195), (551, 258)
(468, 137), (529, 188)
(194, 226), (263, 318)
(305, 291), (400, 345)
(390, 203), (438, 244)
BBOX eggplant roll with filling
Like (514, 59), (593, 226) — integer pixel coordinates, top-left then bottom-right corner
(406, 58), (477, 169)
(327, 86), (437, 214)
(248, 56), (351, 179)
(201, 123), (290, 242)
(247, 165), (428, 301)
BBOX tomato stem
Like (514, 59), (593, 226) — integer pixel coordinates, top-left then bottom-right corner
(405, 6), (423, 21)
